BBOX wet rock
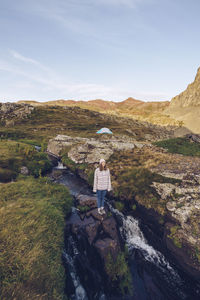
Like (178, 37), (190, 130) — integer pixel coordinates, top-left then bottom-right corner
(86, 208), (106, 221)
(94, 238), (120, 262)
(85, 220), (100, 244)
(102, 217), (119, 241)
(76, 194), (97, 209)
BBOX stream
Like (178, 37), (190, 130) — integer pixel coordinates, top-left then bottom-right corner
(48, 159), (200, 300)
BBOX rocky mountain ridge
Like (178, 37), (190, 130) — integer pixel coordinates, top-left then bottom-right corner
(169, 67), (200, 108)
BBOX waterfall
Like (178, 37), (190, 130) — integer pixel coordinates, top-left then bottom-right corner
(55, 161), (67, 169)
(105, 201), (187, 299)
(62, 236), (88, 300)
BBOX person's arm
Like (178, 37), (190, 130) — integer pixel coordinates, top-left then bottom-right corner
(93, 169), (98, 192)
(107, 169), (112, 192)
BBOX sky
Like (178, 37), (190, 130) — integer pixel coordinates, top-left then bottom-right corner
(0, 0), (200, 103)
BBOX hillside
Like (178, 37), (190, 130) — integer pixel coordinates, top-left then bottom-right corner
(17, 97), (182, 128)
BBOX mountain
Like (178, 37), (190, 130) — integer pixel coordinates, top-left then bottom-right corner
(169, 67), (200, 108)
(164, 67), (200, 133)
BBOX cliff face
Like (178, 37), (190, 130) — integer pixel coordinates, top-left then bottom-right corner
(169, 67), (200, 108)
(163, 67), (200, 134)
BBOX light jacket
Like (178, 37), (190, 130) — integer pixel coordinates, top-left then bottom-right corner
(93, 167), (112, 192)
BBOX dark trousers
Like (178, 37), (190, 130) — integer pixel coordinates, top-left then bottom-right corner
(96, 189), (107, 208)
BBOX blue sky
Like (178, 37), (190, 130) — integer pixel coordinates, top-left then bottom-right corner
(0, 0), (200, 102)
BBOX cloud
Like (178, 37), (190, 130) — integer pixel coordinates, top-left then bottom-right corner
(9, 50), (52, 73)
(0, 49), (170, 102)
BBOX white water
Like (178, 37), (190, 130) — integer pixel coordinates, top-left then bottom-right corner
(62, 235), (88, 300)
(106, 201), (188, 299)
(55, 161), (67, 169)
(106, 202), (183, 282)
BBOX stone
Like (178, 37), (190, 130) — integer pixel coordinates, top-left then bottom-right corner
(151, 182), (176, 200)
(20, 166), (29, 175)
(76, 194), (97, 209)
(94, 238), (120, 262)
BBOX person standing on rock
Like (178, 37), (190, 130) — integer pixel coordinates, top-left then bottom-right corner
(93, 158), (112, 215)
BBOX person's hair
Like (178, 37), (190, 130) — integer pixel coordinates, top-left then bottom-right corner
(99, 161), (107, 171)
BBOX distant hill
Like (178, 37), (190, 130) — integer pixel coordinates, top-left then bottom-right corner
(17, 97), (180, 128)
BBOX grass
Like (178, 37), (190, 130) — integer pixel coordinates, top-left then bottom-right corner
(0, 105), (159, 146)
(0, 174), (73, 300)
(153, 137), (200, 157)
(0, 140), (53, 182)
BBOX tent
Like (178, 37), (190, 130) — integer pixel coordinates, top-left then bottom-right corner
(96, 127), (112, 134)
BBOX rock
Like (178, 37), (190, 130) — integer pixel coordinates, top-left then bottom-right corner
(0, 103), (34, 127)
(85, 220), (100, 244)
(101, 217), (119, 241)
(94, 238), (120, 262)
(20, 166), (29, 175)
(86, 208), (105, 221)
(166, 201), (176, 212)
(76, 194), (97, 209)
(47, 134), (137, 164)
(65, 193), (123, 289)
(151, 182), (176, 200)
(169, 67), (200, 108)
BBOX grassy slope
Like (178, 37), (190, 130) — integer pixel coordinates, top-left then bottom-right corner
(17, 99), (180, 127)
(0, 105), (161, 146)
(0, 175), (73, 300)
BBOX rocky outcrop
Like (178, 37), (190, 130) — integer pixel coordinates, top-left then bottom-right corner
(0, 102), (34, 127)
(47, 134), (146, 163)
(150, 165), (200, 279)
(64, 193), (126, 298)
(164, 67), (200, 133)
(169, 67), (200, 108)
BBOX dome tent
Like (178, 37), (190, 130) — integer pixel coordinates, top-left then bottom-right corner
(96, 127), (112, 134)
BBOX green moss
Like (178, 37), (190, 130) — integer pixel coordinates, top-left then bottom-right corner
(0, 175), (73, 299)
(104, 250), (133, 296)
(131, 204), (137, 210)
(61, 155), (77, 172)
(87, 169), (95, 186)
(77, 205), (90, 212)
(114, 201), (124, 211)
(107, 211), (112, 217)
(167, 225), (182, 248)
(195, 248), (200, 262)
